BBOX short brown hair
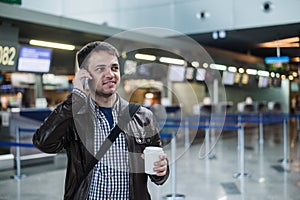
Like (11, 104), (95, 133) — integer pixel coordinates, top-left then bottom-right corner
(77, 41), (119, 68)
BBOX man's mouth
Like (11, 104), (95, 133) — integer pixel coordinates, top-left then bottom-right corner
(103, 80), (116, 85)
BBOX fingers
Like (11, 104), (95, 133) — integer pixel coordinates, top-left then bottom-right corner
(81, 69), (93, 80)
(76, 69), (93, 81)
(73, 69), (92, 91)
(153, 154), (168, 176)
(141, 152), (168, 176)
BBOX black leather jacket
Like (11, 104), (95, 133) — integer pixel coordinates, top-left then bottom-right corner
(32, 92), (169, 200)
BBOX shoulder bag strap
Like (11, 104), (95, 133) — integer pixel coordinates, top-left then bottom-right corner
(81, 103), (141, 182)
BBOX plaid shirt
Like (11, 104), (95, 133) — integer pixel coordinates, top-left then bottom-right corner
(73, 89), (129, 200)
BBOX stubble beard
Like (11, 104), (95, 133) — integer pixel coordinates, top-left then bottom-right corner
(91, 79), (119, 103)
(95, 89), (115, 98)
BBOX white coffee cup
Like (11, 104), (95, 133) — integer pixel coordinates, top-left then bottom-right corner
(143, 146), (164, 175)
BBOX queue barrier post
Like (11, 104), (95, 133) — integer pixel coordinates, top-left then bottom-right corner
(259, 113), (264, 145)
(237, 115), (242, 167)
(204, 120), (210, 160)
(12, 127), (26, 180)
(171, 131), (177, 199)
(233, 116), (250, 179)
(280, 117), (290, 165)
(10, 127), (36, 179)
(161, 131), (185, 200)
(184, 118), (189, 152)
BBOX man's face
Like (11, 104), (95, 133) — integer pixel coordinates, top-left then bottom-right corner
(86, 50), (120, 97)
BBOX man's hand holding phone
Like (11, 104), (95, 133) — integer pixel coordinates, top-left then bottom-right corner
(73, 69), (93, 94)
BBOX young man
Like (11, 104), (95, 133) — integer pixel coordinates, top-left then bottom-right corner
(33, 41), (169, 200)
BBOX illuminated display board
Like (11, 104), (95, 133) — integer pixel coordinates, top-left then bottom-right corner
(17, 46), (52, 73)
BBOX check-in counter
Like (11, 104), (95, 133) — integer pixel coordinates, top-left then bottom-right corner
(268, 101), (282, 113)
(237, 102), (256, 113)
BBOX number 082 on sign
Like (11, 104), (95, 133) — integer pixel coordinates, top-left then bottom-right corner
(0, 45), (17, 66)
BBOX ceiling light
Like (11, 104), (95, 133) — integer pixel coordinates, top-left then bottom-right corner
(159, 57), (185, 65)
(271, 43), (299, 48)
(145, 93), (154, 99)
(228, 66), (237, 72)
(276, 73), (280, 78)
(203, 63), (209, 68)
(135, 53), (156, 61)
(191, 61), (200, 68)
(277, 37), (299, 43)
(246, 69), (257, 75)
(212, 32), (218, 40)
(291, 57), (300, 62)
(210, 64), (227, 71)
(238, 68), (245, 73)
(292, 72), (298, 77)
(121, 51), (127, 59)
(257, 70), (270, 77)
(212, 30), (226, 39)
(270, 72), (275, 77)
(219, 30), (226, 38)
(258, 37), (300, 48)
(288, 75), (294, 81)
(29, 39), (75, 51)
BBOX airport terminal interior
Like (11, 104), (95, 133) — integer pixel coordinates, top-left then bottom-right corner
(1, 0), (300, 199)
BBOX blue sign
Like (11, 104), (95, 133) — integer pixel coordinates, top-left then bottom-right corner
(264, 56), (290, 64)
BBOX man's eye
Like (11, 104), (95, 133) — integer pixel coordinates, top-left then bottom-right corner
(111, 65), (119, 71)
(112, 66), (119, 71)
(96, 67), (105, 71)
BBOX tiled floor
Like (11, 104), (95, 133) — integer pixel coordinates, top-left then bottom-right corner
(0, 119), (299, 200)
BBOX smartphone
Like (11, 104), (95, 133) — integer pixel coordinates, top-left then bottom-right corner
(82, 77), (90, 90)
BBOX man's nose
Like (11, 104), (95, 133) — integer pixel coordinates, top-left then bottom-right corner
(104, 68), (114, 77)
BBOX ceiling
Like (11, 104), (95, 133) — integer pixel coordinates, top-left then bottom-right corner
(187, 22), (300, 60)
(1, 16), (300, 73)
(1, 0), (300, 75)
(12, 16), (300, 60)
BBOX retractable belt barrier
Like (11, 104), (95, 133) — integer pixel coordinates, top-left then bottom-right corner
(159, 113), (300, 181)
(0, 141), (34, 148)
(0, 127), (37, 179)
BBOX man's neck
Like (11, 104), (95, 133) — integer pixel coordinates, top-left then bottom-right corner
(93, 93), (117, 108)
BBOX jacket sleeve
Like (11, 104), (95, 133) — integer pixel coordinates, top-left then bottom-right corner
(146, 110), (170, 185)
(32, 91), (86, 153)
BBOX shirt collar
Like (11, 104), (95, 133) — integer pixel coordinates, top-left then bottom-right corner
(88, 93), (120, 115)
